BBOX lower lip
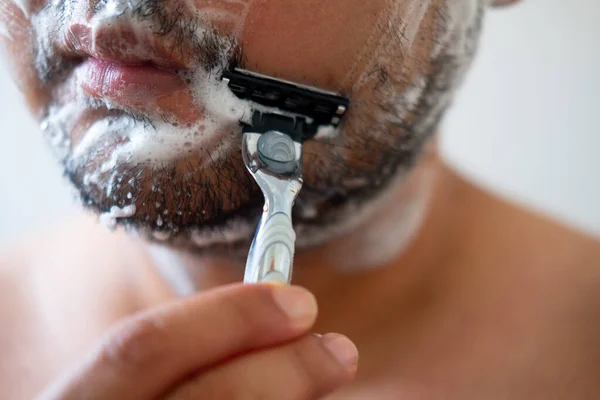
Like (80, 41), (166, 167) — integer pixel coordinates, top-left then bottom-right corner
(78, 59), (196, 119)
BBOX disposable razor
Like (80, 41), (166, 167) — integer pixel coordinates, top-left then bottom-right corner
(222, 68), (350, 284)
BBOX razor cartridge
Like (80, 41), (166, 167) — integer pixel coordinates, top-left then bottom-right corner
(223, 67), (349, 140)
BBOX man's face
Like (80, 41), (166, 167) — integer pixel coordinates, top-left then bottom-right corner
(0, 0), (485, 252)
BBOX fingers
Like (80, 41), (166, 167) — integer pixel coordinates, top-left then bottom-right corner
(167, 333), (359, 400)
(41, 284), (318, 400)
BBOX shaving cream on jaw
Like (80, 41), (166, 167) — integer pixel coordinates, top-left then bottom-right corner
(26, 0), (486, 262)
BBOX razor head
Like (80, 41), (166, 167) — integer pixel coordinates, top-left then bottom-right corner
(222, 67), (350, 141)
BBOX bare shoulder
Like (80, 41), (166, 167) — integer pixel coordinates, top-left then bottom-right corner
(0, 217), (147, 398)
(0, 240), (55, 398)
(443, 167), (600, 265)
(504, 197), (600, 265)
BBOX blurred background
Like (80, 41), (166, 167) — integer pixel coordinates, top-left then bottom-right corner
(1, 0), (599, 246)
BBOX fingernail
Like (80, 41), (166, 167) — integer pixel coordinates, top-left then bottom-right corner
(272, 286), (318, 328)
(322, 334), (359, 372)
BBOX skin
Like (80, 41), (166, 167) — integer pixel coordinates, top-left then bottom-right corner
(2, 0), (600, 399)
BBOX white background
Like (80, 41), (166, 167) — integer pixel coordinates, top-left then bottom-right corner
(1, 0), (599, 245)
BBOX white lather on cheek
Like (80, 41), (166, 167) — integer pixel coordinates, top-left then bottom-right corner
(0, 18), (10, 39)
(10, 0), (33, 17)
(294, 163), (434, 270)
(430, 0), (480, 60)
(342, 0), (431, 92)
(420, 0), (481, 132)
(181, 0), (257, 38)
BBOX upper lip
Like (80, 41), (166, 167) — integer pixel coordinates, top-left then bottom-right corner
(61, 22), (194, 71)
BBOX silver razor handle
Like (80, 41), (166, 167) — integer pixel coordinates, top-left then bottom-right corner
(242, 131), (303, 284)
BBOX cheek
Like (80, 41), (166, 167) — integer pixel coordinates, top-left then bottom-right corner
(238, 0), (388, 92)
(0, 0), (49, 118)
(188, 0), (251, 37)
(4, 0), (45, 15)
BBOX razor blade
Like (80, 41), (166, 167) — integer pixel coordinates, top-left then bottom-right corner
(222, 67), (349, 141)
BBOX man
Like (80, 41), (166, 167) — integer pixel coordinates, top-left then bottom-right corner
(2, 0), (599, 398)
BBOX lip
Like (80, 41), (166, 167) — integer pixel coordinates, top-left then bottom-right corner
(61, 20), (203, 122)
(78, 58), (201, 122)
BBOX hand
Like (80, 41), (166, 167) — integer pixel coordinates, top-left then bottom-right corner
(38, 284), (358, 399)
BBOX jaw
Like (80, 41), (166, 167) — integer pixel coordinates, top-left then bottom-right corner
(2, 0), (486, 255)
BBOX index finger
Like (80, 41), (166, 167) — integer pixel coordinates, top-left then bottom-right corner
(40, 283), (318, 399)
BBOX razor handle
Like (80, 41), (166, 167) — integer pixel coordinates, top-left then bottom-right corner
(242, 130), (303, 284)
(244, 208), (298, 284)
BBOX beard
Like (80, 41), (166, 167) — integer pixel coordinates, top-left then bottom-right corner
(31, 0), (485, 255)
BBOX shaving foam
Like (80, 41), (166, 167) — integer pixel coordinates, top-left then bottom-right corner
(72, 68), (252, 166)
(431, 0), (481, 60)
(40, 103), (77, 161)
(347, 0), (431, 92)
(190, 219), (255, 247)
(99, 204), (137, 231)
(353, 0), (480, 122)
(420, 0), (482, 133)
(0, 21), (10, 39)
(181, 0), (255, 37)
(10, 0), (31, 17)
(314, 125), (339, 140)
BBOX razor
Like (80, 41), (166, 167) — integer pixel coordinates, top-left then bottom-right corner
(222, 68), (350, 284)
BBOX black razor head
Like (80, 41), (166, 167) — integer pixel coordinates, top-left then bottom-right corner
(222, 67), (350, 141)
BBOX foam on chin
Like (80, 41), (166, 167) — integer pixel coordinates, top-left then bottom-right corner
(0, 21), (10, 39)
